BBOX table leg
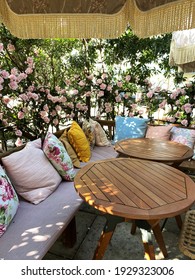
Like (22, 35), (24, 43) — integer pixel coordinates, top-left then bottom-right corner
(93, 214), (124, 260)
(135, 220), (156, 260)
(175, 215), (183, 229)
(149, 220), (168, 258)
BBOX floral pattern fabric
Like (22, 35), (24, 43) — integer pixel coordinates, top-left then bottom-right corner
(43, 132), (76, 181)
(0, 165), (19, 237)
(170, 126), (195, 159)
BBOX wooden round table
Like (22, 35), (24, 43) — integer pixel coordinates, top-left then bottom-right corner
(74, 157), (195, 260)
(114, 138), (193, 166)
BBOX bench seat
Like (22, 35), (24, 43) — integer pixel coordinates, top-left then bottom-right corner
(0, 145), (118, 260)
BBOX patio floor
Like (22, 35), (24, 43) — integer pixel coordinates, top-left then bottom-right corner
(44, 201), (195, 260)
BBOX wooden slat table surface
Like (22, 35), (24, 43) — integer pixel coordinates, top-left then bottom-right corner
(74, 158), (195, 259)
(114, 138), (193, 166)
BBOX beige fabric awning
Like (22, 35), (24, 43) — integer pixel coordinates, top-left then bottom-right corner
(169, 29), (195, 72)
(0, 0), (195, 39)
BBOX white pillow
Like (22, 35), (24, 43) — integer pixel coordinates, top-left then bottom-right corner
(89, 118), (111, 147)
(2, 139), (62, 204)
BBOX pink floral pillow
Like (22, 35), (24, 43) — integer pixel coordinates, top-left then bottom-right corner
(43, 132), (76, 181)
(170, 126), (195, 159)
(0, 165), (19, 237)
(145, 125), (172, 140)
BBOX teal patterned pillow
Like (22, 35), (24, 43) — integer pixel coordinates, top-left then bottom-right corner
(170, 126), (195, 159)
(0, 165), (19, 237)
(43, 132), (76, 181)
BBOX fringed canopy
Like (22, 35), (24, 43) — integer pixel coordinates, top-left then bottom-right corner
(169, 29), (195, 72)
(0, 0), (195, 39)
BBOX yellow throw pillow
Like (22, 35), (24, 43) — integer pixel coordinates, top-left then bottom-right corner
(68, 121), (91, 162)
(59, 130), (80, 168)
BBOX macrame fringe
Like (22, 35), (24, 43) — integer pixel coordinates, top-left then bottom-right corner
(0, 0), (195, 39)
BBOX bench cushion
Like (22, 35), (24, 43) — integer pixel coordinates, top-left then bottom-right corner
(0, 181), (82, 260)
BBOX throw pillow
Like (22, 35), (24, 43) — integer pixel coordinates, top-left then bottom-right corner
(2, 138), (62, 204)
(89, 118), (111, 147)
(0, 165), (19, 237)
(43, 132), (76, 180)
(170, 126), (195, 159)
(145, 125), (172, 140)
(59, 130), (80, 168)
(114, 116), (149, 143)
(82, 119), (95, 149)
(68, 121), (91, 162)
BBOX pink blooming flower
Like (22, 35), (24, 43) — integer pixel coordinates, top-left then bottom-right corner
(100, 83), (107, 90)
(18, 111), (24, 119)
(170, 92), (178, 99)
(9, 81), (18, 90)
(175, 112), (181, 118)
(85, 91), (91, 97)
(101, 73), (107, 79)
(97, 91), (104, 97)
(107, 85), (112, 91)
(1, 70), (9, 79)
(124, 94), (129, 99)
(159, 100), (167, 109)
(7, 43), (15, 52)
(43, 104), (49, 112)
(125, 75), (131, 82)
(15, 138), (23, 147)
(55, 105), (62, 111)
(0, 43), (4, 52)
(186, 82), (192, 88)
(183, 103), (192, 113)
(25, 67), (33, 74)
(3, 96), (11, 104)
(168, 116), (176, 123)
(78, 80), (85, 87)
(19, 94), (29, 101)
(72, 89), (78, 95)
(65, 79), (71, 86)
(43, 116), (50, 123)
(15, 130), (22, 137)
(11, 68), (18, 75)
(96, 78), (102, 84)
(115, 95), (121, 102)
(181, 119), (188, 126)
(0, 84), (3, 91)
(86, 74), (94, 80)
(59, 96), (67, 103)
(18, 73), (27, 81)
(146, 91), (154, 98)
(53, 118), (59, 126)
(117, 81), (123, 88)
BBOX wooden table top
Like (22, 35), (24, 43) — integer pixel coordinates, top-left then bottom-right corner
(74, 158), (195, 220)
(114, 138), (193, 164)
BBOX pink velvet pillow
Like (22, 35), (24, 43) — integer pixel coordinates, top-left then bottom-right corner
(145, 125), (172, 140)
(2, 139), (62, 204)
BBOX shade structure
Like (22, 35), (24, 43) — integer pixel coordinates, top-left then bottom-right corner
(169, 28), (195, 72)
(0, 0), (195, 39)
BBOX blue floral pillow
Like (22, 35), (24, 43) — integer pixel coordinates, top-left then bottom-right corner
(0, 165), (19, 237)
(113, 116), (149, 143)
(43, 132), (76, 181)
